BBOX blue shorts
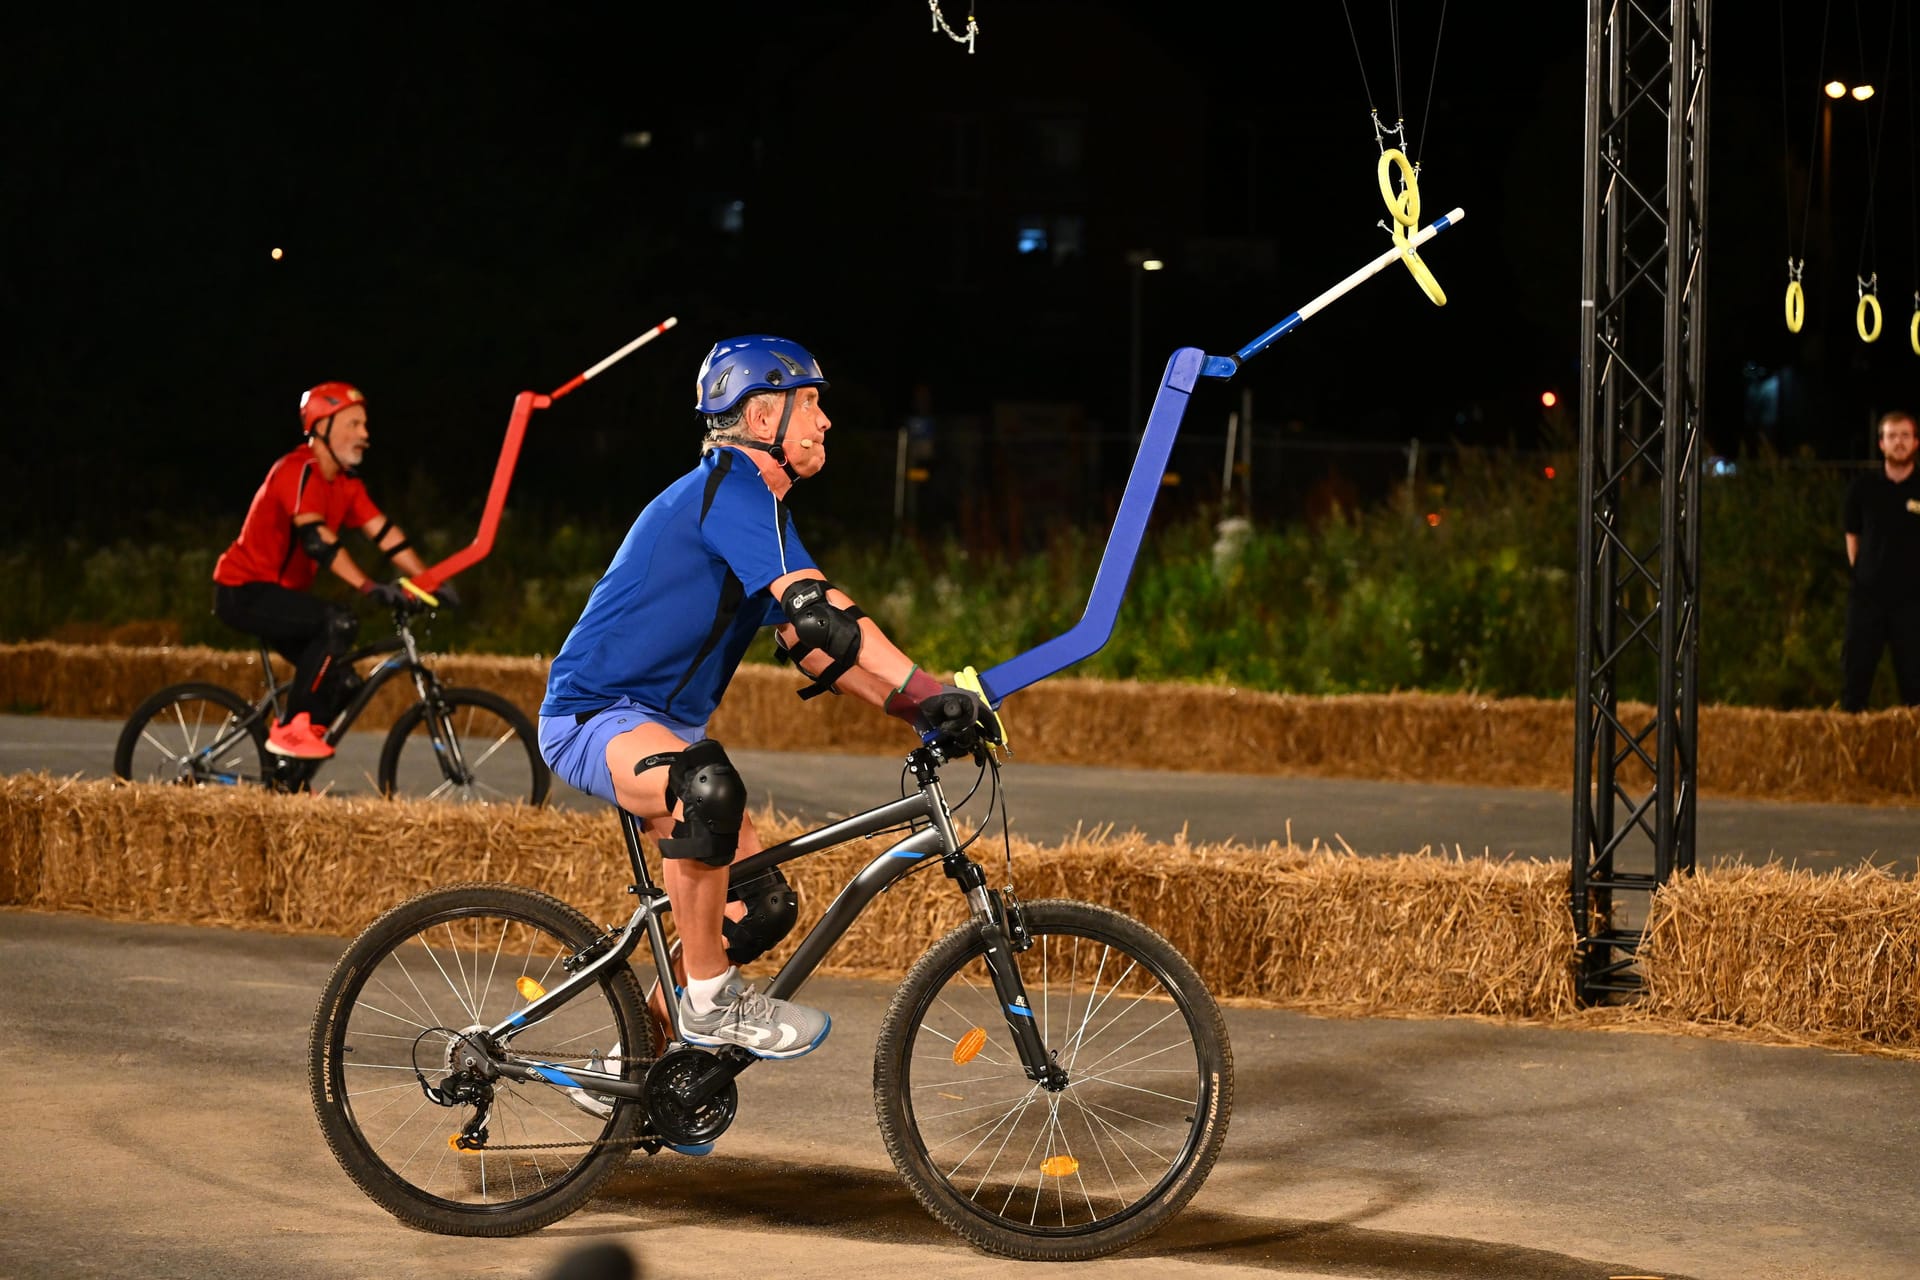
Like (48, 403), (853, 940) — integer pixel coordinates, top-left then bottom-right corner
(537, 697), (708, 808)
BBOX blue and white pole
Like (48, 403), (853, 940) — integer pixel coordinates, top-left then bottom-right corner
(975, 208), (1466, 707)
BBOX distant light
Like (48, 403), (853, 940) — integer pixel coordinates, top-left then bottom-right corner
(1543, 465), (1557, 479)
(1140, 259), (1165, 272)
(1851, 84), (1875, 101)
(1426, 512), (1442, 527)
(1540, 390), (1558, 408)
(1825, 80), (1849, 99)
(621, 130), (654, 148)
(270, 247), (284, 261)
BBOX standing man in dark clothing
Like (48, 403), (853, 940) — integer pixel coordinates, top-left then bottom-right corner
(1842, 410), (1920, 710)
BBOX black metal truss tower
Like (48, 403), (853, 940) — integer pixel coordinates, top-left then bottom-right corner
(1573, 0), (1711, 1000)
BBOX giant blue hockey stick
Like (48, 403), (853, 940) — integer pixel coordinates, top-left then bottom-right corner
(973, 208), (1466, 708)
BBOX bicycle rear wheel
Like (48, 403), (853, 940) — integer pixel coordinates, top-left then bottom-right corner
(377, 686), (550, 806)
(874, 899), (1232, 1260)
(112, 682), (272, 787)
(309, 884), (653, 1235)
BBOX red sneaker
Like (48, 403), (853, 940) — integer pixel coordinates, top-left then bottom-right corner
(267, 712), (334, 759)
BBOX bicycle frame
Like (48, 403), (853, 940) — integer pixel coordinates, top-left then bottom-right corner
(476, 746), (1058, 1103)
(211, 616), (447, 788)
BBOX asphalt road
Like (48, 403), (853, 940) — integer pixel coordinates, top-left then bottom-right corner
(8, 712), (1916, 875)
(3, 910), (1916, 1280)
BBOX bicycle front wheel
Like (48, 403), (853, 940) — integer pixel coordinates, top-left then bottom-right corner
(309, 884), (653, 1235)
(112, 682), (272, 788)
(874, 899), (1232, 1260)
(377, 686), (549, 806)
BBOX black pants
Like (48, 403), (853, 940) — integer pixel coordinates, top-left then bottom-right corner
(1841, 592), (1920, 711)
(213, 583), (360, 723)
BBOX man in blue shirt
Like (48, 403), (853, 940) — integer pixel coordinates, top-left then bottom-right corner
(540, 335), (992, 1059)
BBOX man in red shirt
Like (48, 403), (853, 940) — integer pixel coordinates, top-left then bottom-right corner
(211, 381), (453, 758)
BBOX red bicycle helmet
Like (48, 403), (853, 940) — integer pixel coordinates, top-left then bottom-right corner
(299, 381), (366, 435)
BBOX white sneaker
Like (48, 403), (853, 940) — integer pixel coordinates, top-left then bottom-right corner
(677, 978), (831, 1059)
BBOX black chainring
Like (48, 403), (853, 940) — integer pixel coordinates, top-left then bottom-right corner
(643, 1048), (738, 1146)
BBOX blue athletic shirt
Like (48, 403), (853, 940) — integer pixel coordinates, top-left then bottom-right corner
(541, 447), (816, 723)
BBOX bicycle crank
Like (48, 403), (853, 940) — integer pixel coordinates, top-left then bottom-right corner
(643, 1048), (738, 1147)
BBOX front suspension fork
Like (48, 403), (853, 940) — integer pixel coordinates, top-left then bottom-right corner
(948, 859), (1066, 1090)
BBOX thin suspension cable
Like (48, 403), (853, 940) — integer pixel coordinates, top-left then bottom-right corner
(1855, 0), (1901, 273)
(1907, 1), (1917, 290)
(1414, 0), (1450, 163)
(1390, 2), (1405, 133)
(1341, 0), (1380, 117)
(1782, 0), (1835, 260)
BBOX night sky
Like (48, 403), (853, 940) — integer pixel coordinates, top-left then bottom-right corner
(9, 2), (1917, 538)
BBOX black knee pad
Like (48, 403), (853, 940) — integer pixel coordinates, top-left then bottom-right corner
(658, 739), (747, 868)
(323, 606), (360, 655)
(723, 866), (800, 966)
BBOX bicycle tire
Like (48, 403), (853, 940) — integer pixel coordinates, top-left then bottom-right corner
(111, 682), (272, 787)
(309, 883), (653, 1235)
(377, 686), (550, 806)
(874, 899), (1232, 1260)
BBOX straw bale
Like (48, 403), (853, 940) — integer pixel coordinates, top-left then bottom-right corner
(0, 775), (1571, 1019)
(10, 772), (1920, 1058)
(2, 773), (271, 924)
(14, 642), (1918, 805)
(1639, 862), (1920, 1053)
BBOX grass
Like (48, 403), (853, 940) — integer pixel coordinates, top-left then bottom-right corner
(0, 448), (1886, 709)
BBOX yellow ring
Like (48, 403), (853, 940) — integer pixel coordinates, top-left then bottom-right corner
(1910, 309), (1919, 356)
(1858, 294), (1883, 343)
(1377, 149), (1420, 227)
(1391, 223), (1448, 306)
(1785, 281), (1805, 333)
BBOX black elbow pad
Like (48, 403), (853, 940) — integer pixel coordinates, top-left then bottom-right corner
(296, 522), (340, 569)
(779, 578), (866, 701)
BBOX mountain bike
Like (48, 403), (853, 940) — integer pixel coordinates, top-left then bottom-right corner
(306, 724), (1232, 1259)
(111, 600), (549, 806)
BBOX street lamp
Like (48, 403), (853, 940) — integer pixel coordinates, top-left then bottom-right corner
(1126, 250), (1163, 434)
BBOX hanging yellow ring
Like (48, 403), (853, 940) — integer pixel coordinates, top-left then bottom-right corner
(1910, 308), (1919, 356)
(1785, 281), (1805, 333)
(1858, 294), (1883, 343)
(1377, 149), (1420, 227)
(1376, 149), (1444, 306)
(1391, 223), (1448, 306)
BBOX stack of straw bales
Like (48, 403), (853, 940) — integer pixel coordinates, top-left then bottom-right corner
(1638, 863), (1920, 1053)
(5, 774), (1917, 1057)
(6, 642), (1918, 804)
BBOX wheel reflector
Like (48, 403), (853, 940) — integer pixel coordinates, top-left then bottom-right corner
(952, 1026), (988, 1064)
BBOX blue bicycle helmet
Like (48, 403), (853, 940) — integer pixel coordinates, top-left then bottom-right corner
(696, 335), (829, 482)
(695, 335), (828, 416)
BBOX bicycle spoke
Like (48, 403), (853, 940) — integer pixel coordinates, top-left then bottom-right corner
(887, 907), (1225, 1247)
(1061, 1004), (1183, 1081)
(318, 894), (644, 1226)
(390, 952), (452, 1034)
(999, 1098), (1055, 1219)
(465, 728), (516, 772)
